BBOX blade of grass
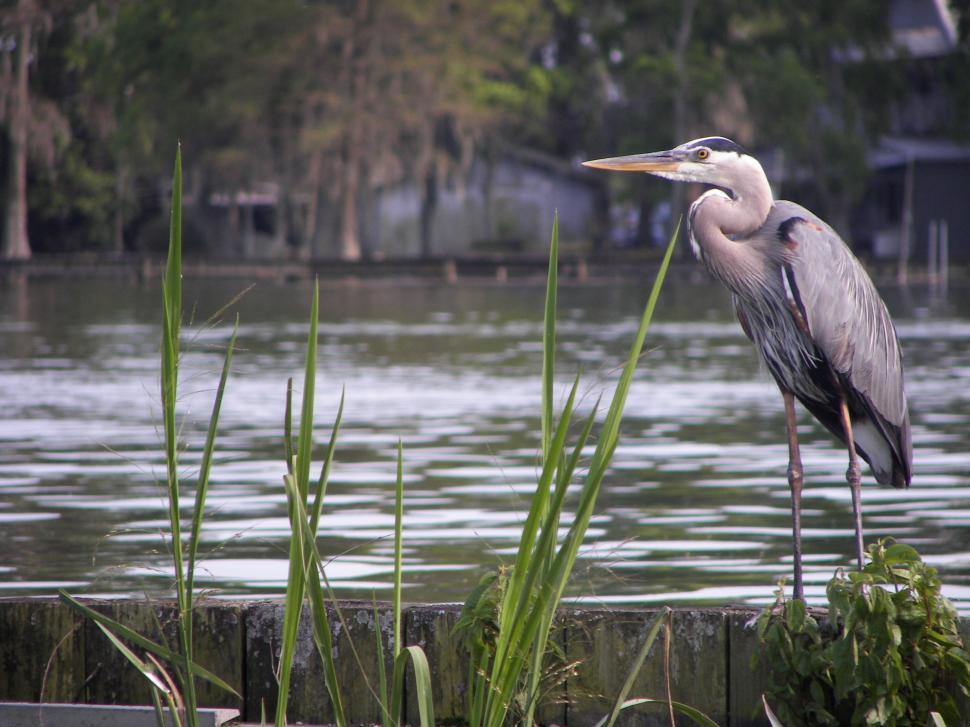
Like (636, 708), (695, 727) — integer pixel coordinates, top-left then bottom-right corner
(596, 699), (720, 727)
(482, 378), (580, 722)
(159, 144), (198, 725)
(309, 388), (344, 531)
(283, 472), (347, 727)
(541, 211), (558, 459)
(762, 695), (785, 727)
(151, 687), (167, 727)
(95, 621), (171, 695)
(490, 377), (579, 658)
(526, 211), (560, 722)
(390, 646), (436, 727)
(522, 400), (600, 724)
(186, 318), (237, 604)
(393, 440), (404, 659)
(275, 279), (320, 727)
(284, 378), (294, 476)
(475, 218), (680, 727)
(374, 598), (390, 724)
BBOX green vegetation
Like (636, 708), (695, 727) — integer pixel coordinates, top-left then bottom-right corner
(4, 1), (968, 258)
(55, 148), (700, 725)
(59, 146), (240, 727)
(758, 539), (970, 726)
(455, 214), (679, 726)
(51, 145), (970, 726)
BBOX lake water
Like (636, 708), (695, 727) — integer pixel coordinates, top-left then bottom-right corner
(1, 272), (969, 612)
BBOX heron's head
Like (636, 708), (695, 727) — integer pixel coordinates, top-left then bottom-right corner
(583, 137), (764, 195)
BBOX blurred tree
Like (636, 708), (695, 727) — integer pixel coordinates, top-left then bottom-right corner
(294, 0), (548, 259)
(568, 0), (898, 245)
(944, 0), (970, 139)
(0, 0), (71, 259)
(0, 0), (947, 258)
(735, 0), (897, 235)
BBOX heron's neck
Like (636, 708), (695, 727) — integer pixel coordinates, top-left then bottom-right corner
(689, 169), (774, 293)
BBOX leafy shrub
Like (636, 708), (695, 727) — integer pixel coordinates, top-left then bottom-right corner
(758, 539), (970, 725)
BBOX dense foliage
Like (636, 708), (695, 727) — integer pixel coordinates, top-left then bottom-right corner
(1, 1), (968, 258)
(758, 540), (970, 726)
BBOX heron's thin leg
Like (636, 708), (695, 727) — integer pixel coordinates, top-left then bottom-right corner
(839, 399), (865, 569)
(782, 390), (804, 600)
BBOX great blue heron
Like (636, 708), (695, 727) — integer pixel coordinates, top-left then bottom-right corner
(583, 137), (911, 599)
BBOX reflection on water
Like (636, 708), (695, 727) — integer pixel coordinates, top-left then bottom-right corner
(1, 275), (969, 612)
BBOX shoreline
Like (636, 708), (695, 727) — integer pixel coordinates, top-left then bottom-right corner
(0, 252), (957, 287)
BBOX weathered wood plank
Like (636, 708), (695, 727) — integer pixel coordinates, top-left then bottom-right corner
(0, 598), (85, 703)
(3, 598), (968, 725)
(404, 604), (467, 724)
(564, 608), (727, 727)
(726, 609), (770, 727)
(81, 600), (243, 710)
(244, 600), (393, 725)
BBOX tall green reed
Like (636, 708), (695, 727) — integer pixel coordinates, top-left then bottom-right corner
(463, 216), (680, 727)
(60, 146), (240, 726)
(58, 147), (692, 727)
(275, 288), (434, 727)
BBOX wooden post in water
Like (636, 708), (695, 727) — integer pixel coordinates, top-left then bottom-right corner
(940, 219), (949, 296)
(897, 156), (914, 285)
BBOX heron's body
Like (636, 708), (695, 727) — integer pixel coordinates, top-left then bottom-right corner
(584, 136), (912, 597)
(691, 198), (912, 489)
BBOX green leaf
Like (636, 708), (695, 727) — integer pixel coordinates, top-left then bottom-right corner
(58, 591), (240, 697)
(884, 543), (921, 564)
(762, 695), (786, 727)
(597, 698), (719, 727)
(391, 646), (436, 727)
(95, 621), (171, 695)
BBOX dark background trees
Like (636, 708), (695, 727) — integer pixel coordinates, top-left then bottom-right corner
(0, 0), (962, 259)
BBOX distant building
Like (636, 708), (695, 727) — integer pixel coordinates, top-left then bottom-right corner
(201, 147), (601, 259)
(855, 137), (970, 262)
(369, 147), (600, 257)
(854, 0), (970, 262)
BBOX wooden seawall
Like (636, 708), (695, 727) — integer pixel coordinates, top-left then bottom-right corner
(1, 599), (968, 726)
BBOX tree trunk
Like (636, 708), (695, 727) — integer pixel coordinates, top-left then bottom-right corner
(419, 167), (437, 257)
(303, 151), (322, 259)
(274, 181), (290, 257)
(339, 141), (362, 261)
(337, 0), (368, 261)
(669, 0), (696, 255)
(241, 195), (255, 257)
(113, 160), (128, 253)
(482, 152), (494, 241)
(3, 12), (31, 260)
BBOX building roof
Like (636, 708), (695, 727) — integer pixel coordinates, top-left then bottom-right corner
(890, 0), (958, 57)
(871, 136), (970, 168)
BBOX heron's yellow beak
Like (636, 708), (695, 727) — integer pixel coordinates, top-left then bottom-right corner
(582, 152), (681, 173)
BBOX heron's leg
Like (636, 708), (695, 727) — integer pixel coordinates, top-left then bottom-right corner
(782, 390), (804, 600)
(839, 399), (865, 570)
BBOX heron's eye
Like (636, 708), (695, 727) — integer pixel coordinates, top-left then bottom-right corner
(696, 148), (710, 160)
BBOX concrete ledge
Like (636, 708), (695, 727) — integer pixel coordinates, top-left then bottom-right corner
(0, 702), (238, 727)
